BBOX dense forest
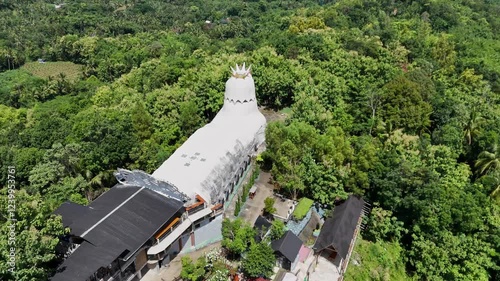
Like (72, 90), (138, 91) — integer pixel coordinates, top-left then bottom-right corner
(0, 0), (499, 280)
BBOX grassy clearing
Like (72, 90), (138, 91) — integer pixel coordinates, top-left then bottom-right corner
(292, 197), (313, 220)
(21, 61), (83, 81)
(345, 237), (412, 281)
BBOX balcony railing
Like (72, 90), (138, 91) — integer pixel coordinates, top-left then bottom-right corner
(211, 203), (224, 216)
(156, 218), (181, 242)
(187, 203), (206, 216)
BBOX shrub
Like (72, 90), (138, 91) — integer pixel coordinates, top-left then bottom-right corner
(242, 242), (275, 279)
(270, 219), (286, 240)
(264, 197), (276, 215)
(181, 256), (206, 281)
(234, 196), (241, 216)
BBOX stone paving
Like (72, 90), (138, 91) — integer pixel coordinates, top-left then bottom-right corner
(307, 253), (342, 281)
(239, 171), (274, 225)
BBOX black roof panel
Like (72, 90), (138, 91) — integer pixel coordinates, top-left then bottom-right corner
(313, 195), (364, 258)
(254, 216), (272, 242)
(51, 185), (185, 281)
(53, 202), (90, 227)
(254, 215), (272, 230)
(271, 230), (302, 262)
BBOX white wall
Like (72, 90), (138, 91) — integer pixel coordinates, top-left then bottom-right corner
(188, 215), (223, 252)
(165, 233), (190, 257)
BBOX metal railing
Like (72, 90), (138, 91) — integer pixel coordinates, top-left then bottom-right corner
(187, 204), (206, 216)
(157, 220), (181, 242)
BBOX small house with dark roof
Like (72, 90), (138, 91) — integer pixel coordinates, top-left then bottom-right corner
(312, 195), (365, 277)
(254, 215), (272, 242)
(271, 230), (303, 271)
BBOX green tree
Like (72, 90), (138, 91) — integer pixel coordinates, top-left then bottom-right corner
(13, 147), (44, 185)
(0, 189), (68, 281)
(463, 110), (484, 147)
(263, 197), (276, 215)
(180, 256), (206, 281)
(408, 232), (494, 281)
(269, 219), (285, 240)
(364, 207), (406, 243)
(251, 47), (305, 109)
(242, 242), (275, 279)
(234, 196), (242, 217)
(221, 219), (255, 258)
(475, 143), (500, 176)
(290, 87), (334, 133)
(265, 121), (352, 201)
(28, 161), (65, 195)
(27, 143), (84, 195)
(178, 100), (204, 136)
(380, 75), (432, 134)
(265, 122), (316, 199)
(69, 108), (137, 175)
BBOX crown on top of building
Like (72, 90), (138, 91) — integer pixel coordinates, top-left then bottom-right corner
(231, 63), (251, 79)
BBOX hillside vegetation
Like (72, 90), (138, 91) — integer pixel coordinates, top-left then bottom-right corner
(0, 0), (499, 280)
(345, 238), (411, 281)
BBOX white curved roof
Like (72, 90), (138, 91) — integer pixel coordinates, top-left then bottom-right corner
(152, 65), (266, 204)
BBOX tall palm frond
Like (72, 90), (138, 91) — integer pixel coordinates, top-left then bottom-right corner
(463, 111), (484, 146)
(475, 143), (500, 176)
(84, 169), (116, 202)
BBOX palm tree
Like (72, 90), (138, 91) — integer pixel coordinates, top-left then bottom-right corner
(475, 143), (500, 176)
(489, 174), (500, 200)
(475, 143), (500, 201)
(463, 110), (483, 146)
(84, 169), (115, 202)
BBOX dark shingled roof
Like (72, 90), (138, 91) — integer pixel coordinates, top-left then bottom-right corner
(313, 195), (364, 259)
(254, 216), (272, 242)
(53, 202), (90, 228)
(271, 230), (302, 262)
(51, 185), (185, 281)
(52, 240), (124, 281)
(63, 186), (141, 237)
(254, 215), (272, 230)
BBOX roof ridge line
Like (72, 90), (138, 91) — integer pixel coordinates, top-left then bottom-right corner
(80, 186), (146, 238)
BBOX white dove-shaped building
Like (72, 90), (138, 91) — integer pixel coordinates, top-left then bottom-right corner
(142, 64), (266, 260)
(153, 63), (266, 206)
(147, 64), (266, 262)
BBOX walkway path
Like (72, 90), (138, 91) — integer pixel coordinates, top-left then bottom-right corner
(239, 171), (274, 225)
